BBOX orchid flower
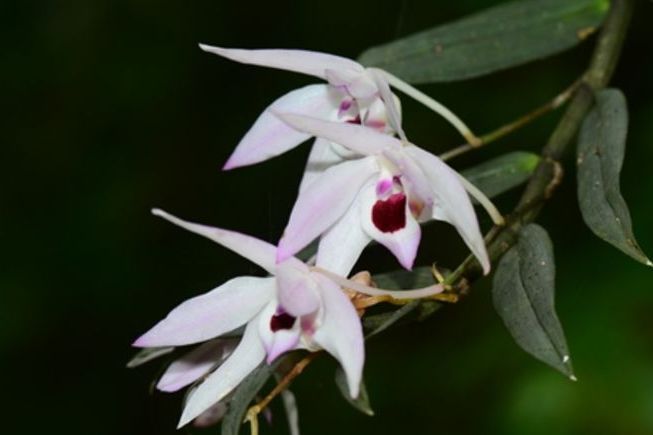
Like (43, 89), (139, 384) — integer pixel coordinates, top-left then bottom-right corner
(271, 112), (502, 275)
(133, 209), (444, 428)
(199, 45), (477, 191)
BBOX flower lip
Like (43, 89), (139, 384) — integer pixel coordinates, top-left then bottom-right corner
(270, 311), (296, 332)
(372, 192), (407, 233)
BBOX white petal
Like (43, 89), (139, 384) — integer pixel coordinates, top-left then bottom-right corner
(367, 68), (406, 141)
(157, 339), (236, 392)
(152, 209), (278, 275)
(405, 146), (490, 274)
(325, 68), (378, 99)
(275, 260), (321, 316)
(177, 321), (265, 428)
(199, 45), (363, 80)
(316, 192), (371, 277)
(359, 183), (422, 270)
(266, 328), (301, 364)
(311, 273), (364, 398)
(277, 157), (378, 262)
(274, 113), (401, 156)
(255, 300), (301, 363)
(224, 85), (340, 170)
(298, 138), (346, 193)
(133, 276), (275, 347)
(382, 148), (433, 212)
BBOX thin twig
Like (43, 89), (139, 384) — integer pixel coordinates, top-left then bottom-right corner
(440, 79), (582, 161)
(244, 352), (320, 434)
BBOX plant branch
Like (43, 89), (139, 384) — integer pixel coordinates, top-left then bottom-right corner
(440, 79), (582, 161)
(245, 352), (320, 434)
(446, 0), (633, 287)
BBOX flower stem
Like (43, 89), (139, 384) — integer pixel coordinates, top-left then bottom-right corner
(381, 70), (481, 145)
(440, 80), (582, 161)
(245, 352), (320, 433)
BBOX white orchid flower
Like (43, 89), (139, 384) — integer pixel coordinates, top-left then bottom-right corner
(199, 45), (477, 190)
(133, 209), (443, 428)
(271, 113), (501, 275)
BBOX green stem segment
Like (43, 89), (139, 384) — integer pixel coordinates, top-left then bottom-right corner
(446, 0), (634, 286)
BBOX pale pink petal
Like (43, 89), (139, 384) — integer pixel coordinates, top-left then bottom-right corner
(152, 209), (277, 274)
(367, 68), (406, 141)
(266, 329), (301, 364)
(224, 85), (340, 170)
(311, 273), (364, 398)
(198, 45), (363, 80)
(277, 157), (378, 262)
(359, 183), (421, 270)
(275, 260), (321, 316)
(274, 113), (401, 156)
(157, 339), (236, 392)
(362, 97), (391, 132)
(255, 300), (302, 363)
(405, 146), (490, 274)
(298, 138), (346, 193)
(382, 148), (433, 218)
(325, 68), (377, 99)
(133, 276), (275, 347)
(316, 193), (371, 277)
(177, 321), (266, 428)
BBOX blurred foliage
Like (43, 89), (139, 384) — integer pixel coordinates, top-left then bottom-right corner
(2, 0), (653, 434)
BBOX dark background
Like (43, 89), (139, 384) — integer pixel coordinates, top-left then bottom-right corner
(4, 0), (653, 434)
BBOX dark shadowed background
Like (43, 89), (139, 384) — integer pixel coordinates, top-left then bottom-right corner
(3, 0), (653, 434)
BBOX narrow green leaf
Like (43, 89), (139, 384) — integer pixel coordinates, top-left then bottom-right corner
(577, 89), (652, 266)
(295, 240), (318, 262)
(363, 301), (420, 338)
(359, 0), (608, 83)
(335, 368), (374, 416)
(461, 151), (540, 200)
(492, 224), (575, 379)
(221, 364), (274, 435)
(126, 347), (174, 368)
(373, 266), (436, 289)
(280, 389), (300, 435)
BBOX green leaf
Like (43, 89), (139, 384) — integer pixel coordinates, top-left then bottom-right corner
(359, 0), (608, 83)
(461, 152), (540, 200)
(295, 240), (318, 262)
(125, 346), (174, 368)
(221, 364), (274, 435)
(372, 266), (436, 289)
(363, 301), (420, 338)
(280, 389), (300, 435)
(335, 368), (374, 416)
(577, 89), (652, 266)
(492, 224), (575, 379)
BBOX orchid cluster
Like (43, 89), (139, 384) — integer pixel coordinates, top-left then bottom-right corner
(132, 46), (501, 430)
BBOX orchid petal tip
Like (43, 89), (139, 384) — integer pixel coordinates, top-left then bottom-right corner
(155, 382), (176, 393)
(198, 43), (218, 53)
(131, 336), (147, 347)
